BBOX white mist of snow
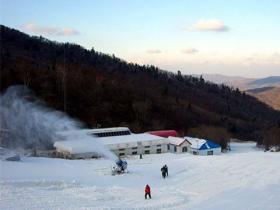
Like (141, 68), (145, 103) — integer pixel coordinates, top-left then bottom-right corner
(0, 85), (117, 160)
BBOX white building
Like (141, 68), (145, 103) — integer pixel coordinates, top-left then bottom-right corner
(99, 133), (168, 157)
(184, 136), (221, 155)
(54, 128), (168, 158)
(167, 136), (191, 153)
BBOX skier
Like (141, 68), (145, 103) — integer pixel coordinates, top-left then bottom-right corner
(145, 184), (151, 199)
(164, 164), (168, 177)
(161, 166), (166, 179)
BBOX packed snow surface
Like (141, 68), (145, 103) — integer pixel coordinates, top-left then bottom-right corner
(1, 142), (280, 210)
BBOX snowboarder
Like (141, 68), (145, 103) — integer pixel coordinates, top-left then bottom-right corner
(145, 184), (151, 199)
(164, 164), (168, 177)
(161, 166), (166, 178)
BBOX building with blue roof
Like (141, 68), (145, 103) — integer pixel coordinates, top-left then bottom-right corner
(184, 137), (222, 155)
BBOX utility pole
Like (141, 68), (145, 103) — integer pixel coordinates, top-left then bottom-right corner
(63, 44), (67, 112)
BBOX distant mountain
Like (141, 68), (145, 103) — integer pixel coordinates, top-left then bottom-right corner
(249, 76), (280, 87)
(202, 74), (280, 90)
(201, 74), (254, 90)
(246, 86), (275, 94)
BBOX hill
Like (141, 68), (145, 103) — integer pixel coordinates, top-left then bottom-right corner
(247, 87), (280, 110)
(1, 25), (280, 146)
(202, 74), (280, 110)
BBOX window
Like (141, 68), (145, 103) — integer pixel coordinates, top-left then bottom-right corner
(157, 144), (161, 147)
(132, 151), (137, 155)
(144, 146), (150, 148)
(124, 131), (130, 135)
(156, 149), (161, 154)
(193, 151), (198, 155)
(119, 153), (125, 156)
(95, 130), (131, 137)
(145, 150), (150, 154)
(182, 147), (188, 152)
(207, 151), (213, 155)
(174, 146), (177, 152)
(119, 148), (125, 151)
(167, 144), (170, 150)
(132, 147), (137, 150)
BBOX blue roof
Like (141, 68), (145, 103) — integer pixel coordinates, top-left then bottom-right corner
(199, 140), (221, 150)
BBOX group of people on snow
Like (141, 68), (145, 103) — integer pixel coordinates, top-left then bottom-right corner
(144, 164), (169, 199)
(161, 164), (168, 179)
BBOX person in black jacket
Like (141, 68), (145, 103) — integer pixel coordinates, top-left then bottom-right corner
(164, 164), (168, 177)
(161, 166), (166, 178)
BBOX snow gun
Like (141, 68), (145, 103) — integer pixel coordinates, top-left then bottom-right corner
(111, 159), (128, 175)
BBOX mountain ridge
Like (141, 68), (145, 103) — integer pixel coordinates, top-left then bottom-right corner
(1, 25), (280, 146)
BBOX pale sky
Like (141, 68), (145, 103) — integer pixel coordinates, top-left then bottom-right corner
(1, 0), (280, 78)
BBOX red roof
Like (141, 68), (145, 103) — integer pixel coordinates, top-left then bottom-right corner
(147, 130), (178, 138)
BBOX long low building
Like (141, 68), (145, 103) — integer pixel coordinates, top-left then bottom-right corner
(54, 128), (169, 158)
(99, 133), (168, 156)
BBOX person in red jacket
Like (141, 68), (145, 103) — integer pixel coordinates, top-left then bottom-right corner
(145, 184), (151, 199)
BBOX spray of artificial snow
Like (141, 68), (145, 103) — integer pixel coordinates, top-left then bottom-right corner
(0, 85), (117, 160)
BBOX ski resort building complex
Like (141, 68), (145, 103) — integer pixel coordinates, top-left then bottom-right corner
(54, 127), (221, 158)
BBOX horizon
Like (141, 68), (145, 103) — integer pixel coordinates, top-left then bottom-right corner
(1, 0), (279, 78)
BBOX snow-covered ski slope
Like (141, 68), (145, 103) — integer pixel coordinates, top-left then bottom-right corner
(1, 142), (280, 210)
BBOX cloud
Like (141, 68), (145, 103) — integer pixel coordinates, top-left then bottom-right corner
(22, 23), (79, 36)
(191, 19), (230, 32)
(182, 48), (199, 54)
(243, 52), (280, 66)
(146, 49), (162, 54)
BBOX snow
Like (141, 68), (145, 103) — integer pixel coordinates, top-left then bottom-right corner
(98, 133), (166, 145)
(54, 138), (101, 154)
(168, 136), (187, 146)
(1, 142), (280, 210)
(185, 136), (207, 149)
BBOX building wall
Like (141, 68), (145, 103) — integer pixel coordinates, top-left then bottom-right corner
(190, 147), (221, 155)
(55, 151), (100, 159)
(168, 142), (191, 153)
(112, 143), (169, 157)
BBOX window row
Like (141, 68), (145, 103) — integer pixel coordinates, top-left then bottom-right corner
(95, 130), (131, 138)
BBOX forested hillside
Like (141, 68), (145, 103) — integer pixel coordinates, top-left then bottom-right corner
(1, 25), (280, 147)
